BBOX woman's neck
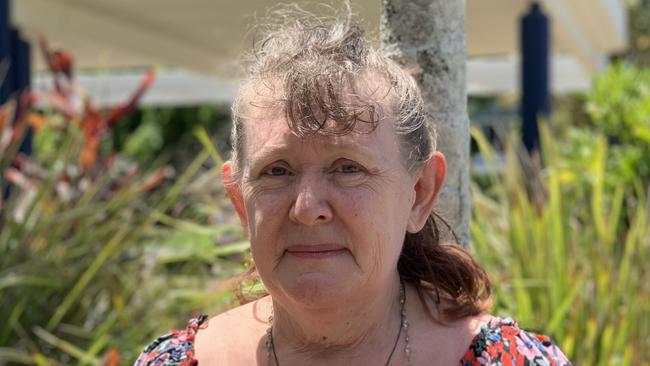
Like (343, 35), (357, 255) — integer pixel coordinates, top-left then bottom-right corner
(269, 276), (403, 363)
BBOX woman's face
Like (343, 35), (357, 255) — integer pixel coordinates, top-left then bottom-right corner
(224, 105), (444, 308)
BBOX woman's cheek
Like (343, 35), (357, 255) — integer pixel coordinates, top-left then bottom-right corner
(250, 189), (290, 229)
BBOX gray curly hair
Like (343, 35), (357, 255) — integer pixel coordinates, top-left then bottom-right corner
(229, 5), (436, 177)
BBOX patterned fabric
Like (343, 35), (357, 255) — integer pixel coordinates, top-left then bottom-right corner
(134, 314), (207, 366)
(134, 316), (572, 366)
(460, 318), (572, 366)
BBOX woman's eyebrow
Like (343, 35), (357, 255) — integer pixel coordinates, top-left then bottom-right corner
(247, 146), (289, 173)
(249, 144), (292, 163)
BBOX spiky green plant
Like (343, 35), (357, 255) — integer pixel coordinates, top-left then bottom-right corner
(0, 100), (247, 364)
(470, 124), (650, 365)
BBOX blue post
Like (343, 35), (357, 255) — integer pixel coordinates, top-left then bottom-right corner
(1, 0), (33, 200)
(521, 2), (551, 154)
(15, 32), (29, 92)
(0, 0), (10, 104)
(4, 27), (17, 98)
(1, 0), (8, 198)
(15, 31), (32, 156)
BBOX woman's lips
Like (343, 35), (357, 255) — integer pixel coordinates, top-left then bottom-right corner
(285, 244), (347, 259)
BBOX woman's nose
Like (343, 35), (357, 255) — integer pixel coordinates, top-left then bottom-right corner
(289, 173), (333, 226)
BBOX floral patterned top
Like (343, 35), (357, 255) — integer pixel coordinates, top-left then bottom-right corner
(134, 315), (572, 366)
(460, 317), (572, 366)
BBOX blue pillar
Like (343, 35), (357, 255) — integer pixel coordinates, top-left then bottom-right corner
(521, 2), (551, 154)
(14, 32), (29, 92)
(0, 0), (10, 104)
(1, 1), (8, 199)
(15, 31), (32, 156)
(1, 0), (33, 200)
(3, 27), (17, 99)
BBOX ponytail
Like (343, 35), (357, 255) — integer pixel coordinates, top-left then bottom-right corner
(398, 212), (492, 322)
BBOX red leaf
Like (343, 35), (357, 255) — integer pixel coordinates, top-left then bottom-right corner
(105, 70), (156, 128)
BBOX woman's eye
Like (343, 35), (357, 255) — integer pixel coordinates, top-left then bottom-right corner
(337, 164), (362, 174)
(264, 166), (290, 176)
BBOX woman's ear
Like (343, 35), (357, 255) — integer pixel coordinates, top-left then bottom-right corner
(222, 161), (248, 231)
(407, 151), (446, 233)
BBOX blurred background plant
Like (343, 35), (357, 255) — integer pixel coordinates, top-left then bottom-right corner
(471, 122), (649, 365)
(468, 10), (650, 362)
(0, 37), (248, 365)
(112, 104), (232, 169)
(549, 63), (650, 190)
(469, 56), (650, 364)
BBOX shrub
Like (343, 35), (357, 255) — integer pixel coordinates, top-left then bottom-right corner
(584, 62), (650, 186)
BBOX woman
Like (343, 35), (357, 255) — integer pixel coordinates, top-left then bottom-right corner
(135, 7), (571, 366)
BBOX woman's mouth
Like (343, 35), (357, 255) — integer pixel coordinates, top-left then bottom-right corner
(285, 244), (347, 259)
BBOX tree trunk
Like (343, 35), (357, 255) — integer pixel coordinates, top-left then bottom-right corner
(380, 0), (470, 246)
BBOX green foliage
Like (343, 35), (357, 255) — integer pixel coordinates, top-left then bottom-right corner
(113, 105), (231, 167)
(623, 0), (650, 67)
(1, 110), (247, 364)
(581, 62), (650, 185)
(470, 124), (650, 365)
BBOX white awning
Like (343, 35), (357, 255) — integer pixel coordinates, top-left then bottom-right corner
(14, 0), (628, 103)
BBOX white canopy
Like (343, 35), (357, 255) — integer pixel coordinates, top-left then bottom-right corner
(13, 0), (628, 105)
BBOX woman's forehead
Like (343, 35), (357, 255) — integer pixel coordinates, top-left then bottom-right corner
(244, 113), (379, 146)
(247, 133), (379, 164)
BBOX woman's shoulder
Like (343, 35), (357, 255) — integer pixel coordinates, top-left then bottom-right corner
(134, 314), (207, 366)
(134, 298), (271, 366)
(194, 298), (271, 363)
(460, 317), (572, 366)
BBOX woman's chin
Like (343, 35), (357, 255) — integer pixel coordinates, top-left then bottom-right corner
(276, 271), (355, 309)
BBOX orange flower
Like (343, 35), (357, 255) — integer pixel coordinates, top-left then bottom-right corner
(103, 349), (121, 366)
(79, 103), (103, 170)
